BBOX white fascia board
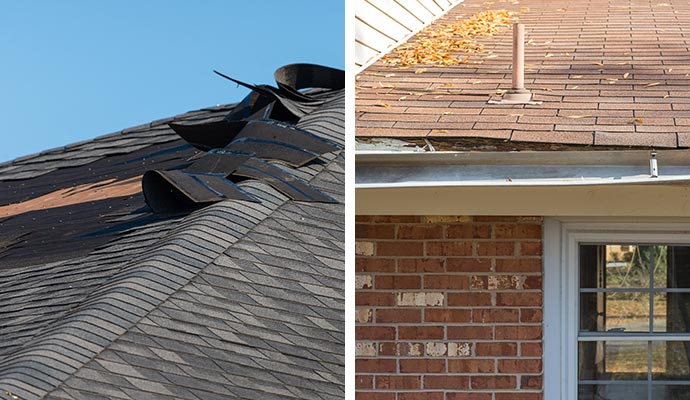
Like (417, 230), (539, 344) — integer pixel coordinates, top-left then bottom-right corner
(355, 150), (690, 216)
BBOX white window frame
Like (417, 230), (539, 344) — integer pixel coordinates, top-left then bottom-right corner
(543, 218), (690, 400)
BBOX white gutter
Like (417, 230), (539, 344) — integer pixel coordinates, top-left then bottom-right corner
(356, 150), (690, 188)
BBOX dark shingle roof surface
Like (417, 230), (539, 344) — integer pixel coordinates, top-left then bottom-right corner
(356, 0), (690, 149)
(0, 67), (344, 400)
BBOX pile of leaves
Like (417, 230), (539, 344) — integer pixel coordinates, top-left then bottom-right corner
(382, 10), (516, 67)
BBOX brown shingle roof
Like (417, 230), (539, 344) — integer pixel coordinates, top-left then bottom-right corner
(355, 0), (690, 149)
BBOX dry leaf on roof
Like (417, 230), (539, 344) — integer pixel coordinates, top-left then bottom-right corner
(382, 9), (515, 67)
(644, 82), (661, 87)
(570, 86), (579, 89)
(545, 53), (555, 58)
(557, 8), (567, 11)
(633, 118), (644, 124)
(375, 102), (390, 108)
(371, 82), (395, 89)
(432, 129), (449, 133)
(623, 72), (630, 78)
(605, 78), (618, 84)
(663, 94), (670, 98)
(592, 62), (605, 67)
(572, 75), (583, 79)
(565, 115), (591, 119)
(385, 73), (396, 78)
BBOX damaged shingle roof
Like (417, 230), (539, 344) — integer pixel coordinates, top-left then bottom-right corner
(355, 0), (690, 150)
(0, 64), (344, 400)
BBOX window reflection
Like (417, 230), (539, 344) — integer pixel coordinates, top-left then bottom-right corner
(579, 341), (647, 381)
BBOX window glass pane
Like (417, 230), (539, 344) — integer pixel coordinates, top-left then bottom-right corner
(580, 292), (650, 333)
(580, 245), (652, 289)
(660, 246), (690, 289)
(578, 384), (647, 400)
(651, 341), (690, 380)
(579, 341), (648, 381)
(651, 385), (690, 400)
(653, 292), (690, 333)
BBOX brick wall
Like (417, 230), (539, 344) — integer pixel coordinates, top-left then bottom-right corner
(355, 216), (544, 400)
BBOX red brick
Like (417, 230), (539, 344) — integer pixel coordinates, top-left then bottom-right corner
(356, 292), (396, 307)
(424, 275), (470, 290)
(356, 224), (396, 239)
(398, 258), (445, 273)
(446, 393), (492, 400)
(397, 225), (443, 239)
(496, 292), (542, 307)
(473, 308), (520, 323)
(470, 375), (517, 390)
(520, 241), (542, 256)
(495, 224), (542, 239)
(524, 276), (543, 289)
(376, 275), (421, 289)
(399, 326), (445, 340)
(475, 342), (518, 356)
(477, 242), (515, 256)
(357, 326), (396, 340)
(521, 308), (543, 323)
(447, 325), (493, 340)
(521, 342), (543, 357)
(376, 308), (422, 323)
(357, 358), (397, 373)
(425, 308), (471, 323)
(448, 359), (495, 373)
(474, 216), (540, 223)
(375, 375), (421, 390)
(424, 375), (469, 390)
(377, 342), (398, 356)
(446, 224), (491, 239)
(521, 375), (544, 390)
(446, 258), (491, 272)
(496, 258), (541, 272)
(495, 325), (543, 340)
(377, 241), (425, 256)
(369, 216), (421, 223)
(356, 392), (395, 400)
(426, 241), (472, 256)
(495, 393), (542, 400)
(356, 375), (373, 389)
(447, 292), (492, 306)
(357, 258), (396, 272)
(498, 359), (542, 374)
(400, 359), (446, 373)
(399, 393), (443, 400)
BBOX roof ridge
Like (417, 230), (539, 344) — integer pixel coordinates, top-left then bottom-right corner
(0, 104), (236, 179)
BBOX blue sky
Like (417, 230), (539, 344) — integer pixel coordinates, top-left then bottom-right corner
(0, 1), (344, 162)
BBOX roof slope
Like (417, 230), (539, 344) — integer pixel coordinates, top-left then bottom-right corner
(356, 0), (690, 150)
(0, 66), (344, 400)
